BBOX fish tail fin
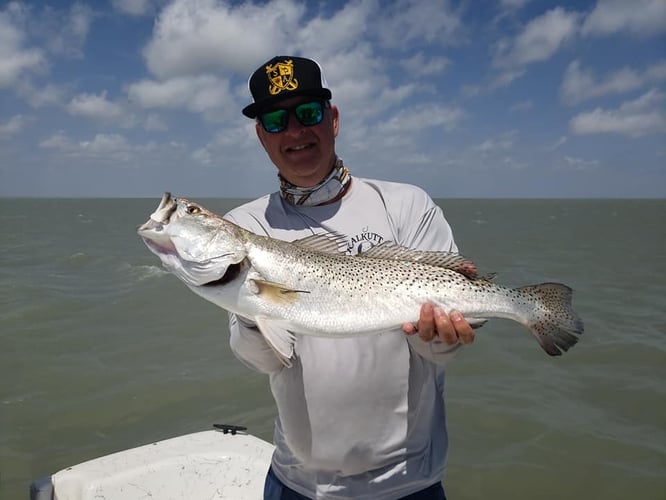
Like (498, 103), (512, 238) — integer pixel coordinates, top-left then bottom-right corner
(519, 283), (584, 356)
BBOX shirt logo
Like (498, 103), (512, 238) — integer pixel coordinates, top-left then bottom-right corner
(266, 59), (298, 95)
(346, 227), (385, 255)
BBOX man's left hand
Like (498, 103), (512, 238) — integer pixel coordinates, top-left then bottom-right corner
(402, 303), (475, 345)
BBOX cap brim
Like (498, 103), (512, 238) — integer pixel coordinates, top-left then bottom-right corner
(242, 88), (332, 118)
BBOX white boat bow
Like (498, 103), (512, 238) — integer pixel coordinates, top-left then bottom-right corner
(30, 427), (274, 500)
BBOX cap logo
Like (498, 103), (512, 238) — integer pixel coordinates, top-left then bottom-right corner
(266, 59), (298, 95)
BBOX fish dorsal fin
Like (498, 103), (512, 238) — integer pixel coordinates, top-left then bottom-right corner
(362, 242), (478, 279)
(292, 232), (348, 254)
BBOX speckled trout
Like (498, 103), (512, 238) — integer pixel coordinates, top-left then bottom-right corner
(138, 193), (583, 365)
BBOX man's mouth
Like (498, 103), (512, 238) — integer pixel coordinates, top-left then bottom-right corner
(286, 143), (314, 153)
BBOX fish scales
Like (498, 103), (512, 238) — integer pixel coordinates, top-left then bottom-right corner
(138, 193), (584, 365)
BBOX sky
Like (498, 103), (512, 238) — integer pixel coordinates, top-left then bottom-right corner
(0, 0), (665, 198)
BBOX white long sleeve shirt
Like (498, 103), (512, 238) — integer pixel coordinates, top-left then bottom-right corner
(225, 178), (462, 499)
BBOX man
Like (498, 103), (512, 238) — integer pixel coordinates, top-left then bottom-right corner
(226, 56), (475, 500)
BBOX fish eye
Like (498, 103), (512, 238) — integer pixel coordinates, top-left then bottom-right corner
(186, 204), (201, 215)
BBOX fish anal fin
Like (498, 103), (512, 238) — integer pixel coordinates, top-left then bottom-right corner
(250, 279), (310, 305)
(255, 316), (295, 367)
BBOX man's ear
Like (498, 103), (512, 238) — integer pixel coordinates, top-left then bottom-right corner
(331, 105), (340, 137)
(255, 121), (267, 148)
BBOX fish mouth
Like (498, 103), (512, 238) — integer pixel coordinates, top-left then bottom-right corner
(149, 192), (177, 224)
(137, 192), (178, 255)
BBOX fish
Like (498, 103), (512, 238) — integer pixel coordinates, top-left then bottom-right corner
(138, 192), (584, 366)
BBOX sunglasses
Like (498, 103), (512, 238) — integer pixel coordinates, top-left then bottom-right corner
(258, 100), (328, 133)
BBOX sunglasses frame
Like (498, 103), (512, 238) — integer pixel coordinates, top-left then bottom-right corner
(258, 100), (330, 134)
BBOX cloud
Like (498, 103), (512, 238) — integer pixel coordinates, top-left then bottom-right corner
(26, 2), (94, 58)
(291, 0), (374, 58)
(377, 104), (465, 134)
(474, 130), (518, 154)
(493, 7), (580, 68)
(401, 52), (450, 77)
(561, 59), (666, 105)
(582, 0), (666, 37)
(127, 75), (236, 121)
(54, 2), (94, 57)
(16, 80), (68, 107)
(143, 113), (168, 131)
(0, 4), (46, 87)
(374, 0), (465, 49)
(39, 131), (184, 164)
(563, 155), (600, 169)
(67, 91), (137, 127)
(570, 89), (666, 137)
(0, 114), (29, 136)
(143, 0), (305, 79)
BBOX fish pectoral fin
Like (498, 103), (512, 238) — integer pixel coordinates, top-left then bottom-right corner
(249, 279), (310, 305)
(255, 317), (296, 368)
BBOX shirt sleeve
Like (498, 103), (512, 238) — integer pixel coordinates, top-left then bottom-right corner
(228, 313), (285, 374)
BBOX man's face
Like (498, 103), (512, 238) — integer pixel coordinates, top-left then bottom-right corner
(255, 96), (339, 187)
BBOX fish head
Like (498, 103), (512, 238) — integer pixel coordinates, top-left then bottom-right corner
(138, 193), (247, 287)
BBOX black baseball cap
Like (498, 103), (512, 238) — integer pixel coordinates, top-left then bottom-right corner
(242, 56), (332, 118)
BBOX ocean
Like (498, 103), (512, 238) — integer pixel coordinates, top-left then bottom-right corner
(1, 198), (664, 499)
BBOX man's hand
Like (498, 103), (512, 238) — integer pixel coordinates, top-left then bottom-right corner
(402, 303), (475, 345)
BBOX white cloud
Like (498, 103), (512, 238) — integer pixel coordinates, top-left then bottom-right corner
(493, 7), (580, 68)
(67, 91), (137, 127)
(0, 114), (29, 136)
(561, 59), (666, 105)
(582, 0), (666, 37)
(39, 131), (182, 164)
(0, 5), (45, 87)
(143, 0), (305, 79)
(292, 0), (374, 58)
(16, 81), (68, 107)
(33, 2), (94, 58)
(191, 146), (213, 166)
(400, 52), (451, 77)
(474, 130), (518, 154)
(489, 68), (526, 89)
(570, 89), (666, 137)
(127, 75), (236, 121)
(563, 155), (600, 169)
(374, 0), (465, 49)
(144, 113), (168, 131)
(377, 104), (465, 134)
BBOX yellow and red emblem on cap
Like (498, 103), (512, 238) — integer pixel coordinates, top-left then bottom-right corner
(266, 59), (299, 95)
